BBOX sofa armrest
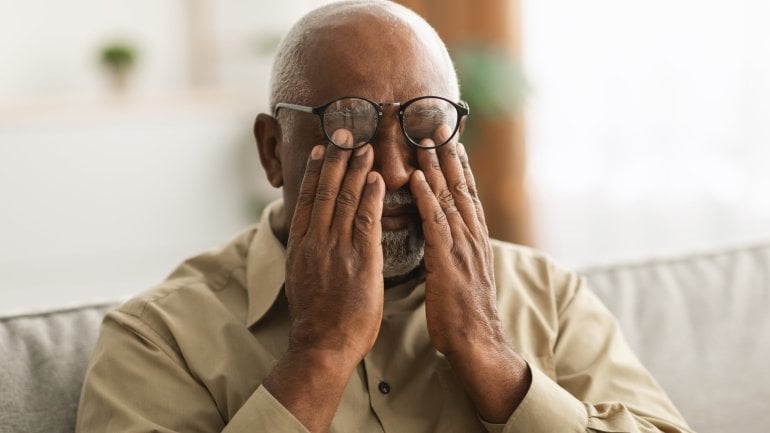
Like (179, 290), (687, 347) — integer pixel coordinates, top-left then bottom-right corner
(0, 303), (117, 433)
(582, 242), (770, 433)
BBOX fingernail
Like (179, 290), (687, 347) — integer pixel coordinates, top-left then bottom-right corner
(311, 145), (325, 160)
(331, 128), (351, 147)
(414, 170), (425, 181)
(367, 172), (378, 183)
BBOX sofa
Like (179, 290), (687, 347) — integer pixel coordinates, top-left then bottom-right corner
(2, 241), (769, 433)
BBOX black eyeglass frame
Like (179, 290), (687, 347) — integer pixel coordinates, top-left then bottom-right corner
(273, 95), (470, 150)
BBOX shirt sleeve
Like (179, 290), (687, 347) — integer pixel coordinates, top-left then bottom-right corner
(76, 310), (310, 433)
(487, 276), (695, 433)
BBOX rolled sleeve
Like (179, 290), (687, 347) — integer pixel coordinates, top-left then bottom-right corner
(223, 385), (309, 433)
(480, 365), (587, 433)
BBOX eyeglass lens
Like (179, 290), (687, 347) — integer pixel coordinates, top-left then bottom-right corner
(322, 97), (459, 149)
(403, 98), (459, 148)
(322, 98), (379, 148)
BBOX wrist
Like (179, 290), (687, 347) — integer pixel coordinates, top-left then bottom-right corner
(285, 345), (361, 379)
(441, 318), (508, 361)
(445, 343), (531, 424)
(263, 341), (360, 433)
(445, 339), (515, 374)
(263, 346), (358, 411)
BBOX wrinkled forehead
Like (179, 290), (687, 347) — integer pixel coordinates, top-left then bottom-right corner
(299, 9), (457, 103)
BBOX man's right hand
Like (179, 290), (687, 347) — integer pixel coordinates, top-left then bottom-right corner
(284, 131), (386, 365)
(263, 130), (385, 433)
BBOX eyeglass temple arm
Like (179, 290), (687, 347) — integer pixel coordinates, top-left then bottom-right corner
(273, 102), (315, 117)
(459, 100), (470, 115)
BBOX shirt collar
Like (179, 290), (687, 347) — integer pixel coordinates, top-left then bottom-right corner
(245, 199), (288, 327)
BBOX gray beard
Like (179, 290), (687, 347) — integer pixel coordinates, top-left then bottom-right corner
(381, 189), (424, 278)
(382, 226), (424, 278)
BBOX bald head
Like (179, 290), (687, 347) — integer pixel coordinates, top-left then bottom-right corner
(269, 0), (459, 113)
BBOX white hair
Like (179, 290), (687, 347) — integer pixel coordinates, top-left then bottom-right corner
(268, 0), (459, 121)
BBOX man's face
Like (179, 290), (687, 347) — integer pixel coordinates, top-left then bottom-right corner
(276, 15), (456, 278)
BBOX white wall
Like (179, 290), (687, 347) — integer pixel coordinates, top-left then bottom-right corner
(522, 0), (770, 266)
(0, 95), (275, 313)
(0, 0), (189, 101)
(0, 1), (336, 314)
(0, 0), (334, 101)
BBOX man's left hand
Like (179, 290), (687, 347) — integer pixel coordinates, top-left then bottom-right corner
(409, 127), (531, 423)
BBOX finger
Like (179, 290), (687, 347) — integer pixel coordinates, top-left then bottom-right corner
(332, 144), (374, 237)
(309, 129), (354, 233)
(415, 140), (463, 229)
(409, 169), (453, 249)
(352, 171), (385, 259)
(434, 126), (476, 225)
(289, 144), (326, 243)
(457, 142), (488, 232)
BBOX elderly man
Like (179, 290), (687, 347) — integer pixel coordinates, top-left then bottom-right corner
(77, 1), (692, 432)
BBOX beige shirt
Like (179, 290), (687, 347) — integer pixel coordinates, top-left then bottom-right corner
(77, 200), (692, 432)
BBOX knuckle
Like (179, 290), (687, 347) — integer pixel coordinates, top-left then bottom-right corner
(333, 247), (358, 272)
(302, 248), (315, 263)
(352, 213), (376, 245)
(432, 208), (448, 224)
(438, 189), (454, 206)
(452, 181), (469, 196)
(352, 226), (370, 247)
(298, 242), (320, 263)
(430, 161), (442, 171)
(315, 184), (337, 202)
(451, 249), (467, 267)
(297, 190), (316, 207)
(473, 195), (484, 212)
(460, 156), (470, 168)
(335, 188), (358, 210)
(355, 212), (375, 229)
(467, 182), (479, 197)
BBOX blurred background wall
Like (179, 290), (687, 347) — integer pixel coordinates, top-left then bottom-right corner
(2, 0), (769, 314)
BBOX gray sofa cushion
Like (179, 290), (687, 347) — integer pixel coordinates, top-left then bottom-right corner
(0, 304), (115, 433)
(583, 242), (770, 433)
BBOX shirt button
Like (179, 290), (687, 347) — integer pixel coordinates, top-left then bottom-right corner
(377, 381), (391, 395)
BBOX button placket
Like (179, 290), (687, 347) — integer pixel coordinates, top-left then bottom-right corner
(362, 354), (389, 431)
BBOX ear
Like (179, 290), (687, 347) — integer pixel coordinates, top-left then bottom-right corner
(254, 113), (284, 188)
(458, 116), (468, 136)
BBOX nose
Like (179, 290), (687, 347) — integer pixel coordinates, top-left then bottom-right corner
(371, 112), (416, 192)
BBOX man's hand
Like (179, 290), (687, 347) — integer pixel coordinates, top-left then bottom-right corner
(284, 133), (385, 363)
(409, 126), (531, 423)
(264, 130), (385, 433)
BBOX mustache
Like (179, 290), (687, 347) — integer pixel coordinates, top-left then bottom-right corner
(383, 188), (415, 206)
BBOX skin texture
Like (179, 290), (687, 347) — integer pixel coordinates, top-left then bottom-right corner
(254, 5), (531, 432)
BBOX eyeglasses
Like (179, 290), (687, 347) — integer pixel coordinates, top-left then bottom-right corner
(274, 96), (469, 150)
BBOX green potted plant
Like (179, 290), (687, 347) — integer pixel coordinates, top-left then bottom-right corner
(99, 42), (137, 92)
